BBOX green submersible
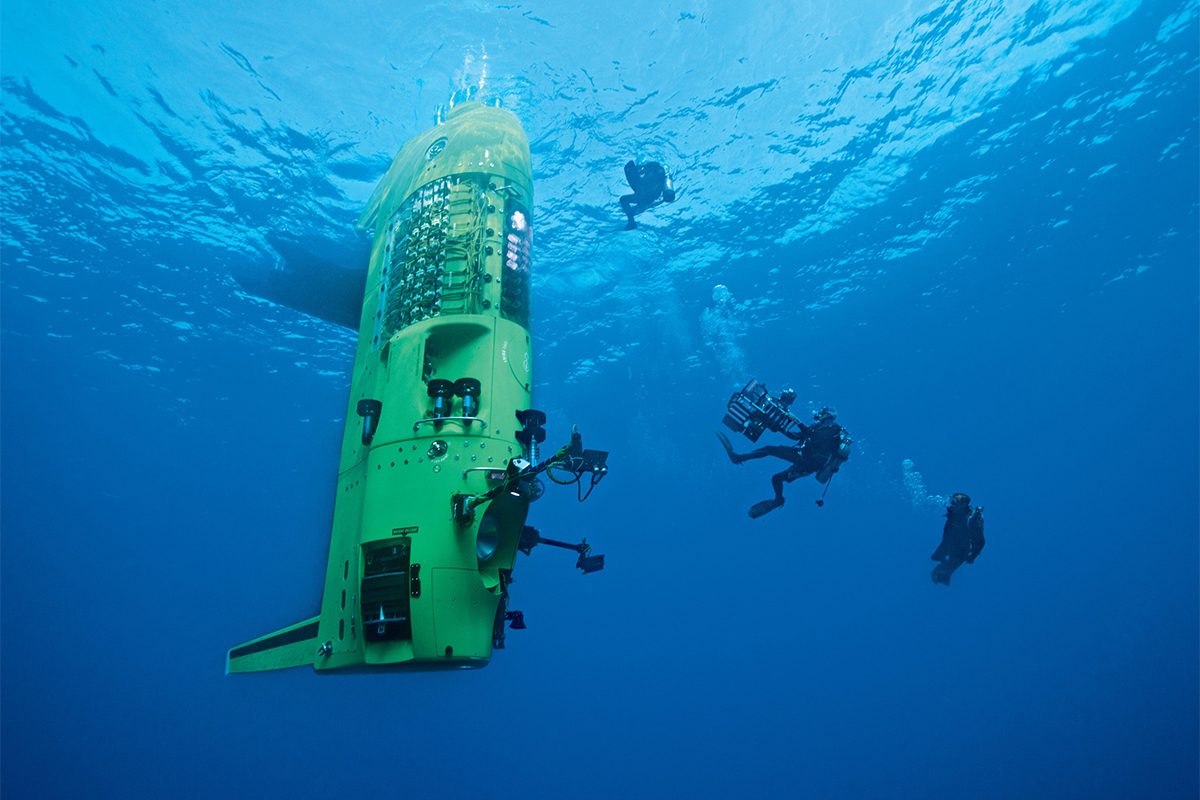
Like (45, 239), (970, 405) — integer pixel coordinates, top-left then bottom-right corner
(228, 103), (609, 674)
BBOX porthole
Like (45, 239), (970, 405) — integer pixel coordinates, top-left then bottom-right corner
(425, 137), (448, 160)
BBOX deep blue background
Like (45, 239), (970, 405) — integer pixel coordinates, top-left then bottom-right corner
(3, 1), (1197, 798)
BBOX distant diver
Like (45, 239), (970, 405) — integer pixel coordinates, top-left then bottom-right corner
(619, 160), (675, 230)
(717, 398), (852, 519)
(930, 493), (985, 586)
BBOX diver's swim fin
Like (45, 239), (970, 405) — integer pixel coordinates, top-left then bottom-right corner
(715, 431), (743, 464)
(749, 498), (784, 519)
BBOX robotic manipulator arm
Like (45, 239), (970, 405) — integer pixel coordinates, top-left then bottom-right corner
(722, 379), (805, 442)
(453, 420), (610, 524)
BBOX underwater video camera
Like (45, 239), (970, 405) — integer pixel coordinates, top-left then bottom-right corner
(722, 379), (804, 442)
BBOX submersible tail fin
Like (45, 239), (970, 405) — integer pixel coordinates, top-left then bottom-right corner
(226, 616), (321, 674)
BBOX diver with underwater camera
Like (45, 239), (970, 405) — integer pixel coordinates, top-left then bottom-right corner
(717, 380), (852, 518)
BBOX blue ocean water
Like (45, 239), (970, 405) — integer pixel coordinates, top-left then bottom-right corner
(2, 0), (1197, 797)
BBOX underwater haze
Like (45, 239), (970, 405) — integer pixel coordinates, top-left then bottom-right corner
(3, 1), (1198, 798)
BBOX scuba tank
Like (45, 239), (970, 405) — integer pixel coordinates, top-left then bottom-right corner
(814, 430), (852, 485)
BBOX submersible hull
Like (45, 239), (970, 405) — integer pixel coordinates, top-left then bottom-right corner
(228, 103), (539, 672)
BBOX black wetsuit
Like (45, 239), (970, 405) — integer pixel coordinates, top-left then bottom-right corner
(620, 161), (671, 229)
(720, 419), (850, 517)
(930, 505), (986, 585)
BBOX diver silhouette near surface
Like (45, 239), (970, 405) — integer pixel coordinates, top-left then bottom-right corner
(619, 160), (675, 230)
(717, 405), (852, 518)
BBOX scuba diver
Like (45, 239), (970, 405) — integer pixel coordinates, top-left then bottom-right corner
(930, 493), (986, 586)
(717, 406), (852, 519)
(619, 160), (675, 230)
